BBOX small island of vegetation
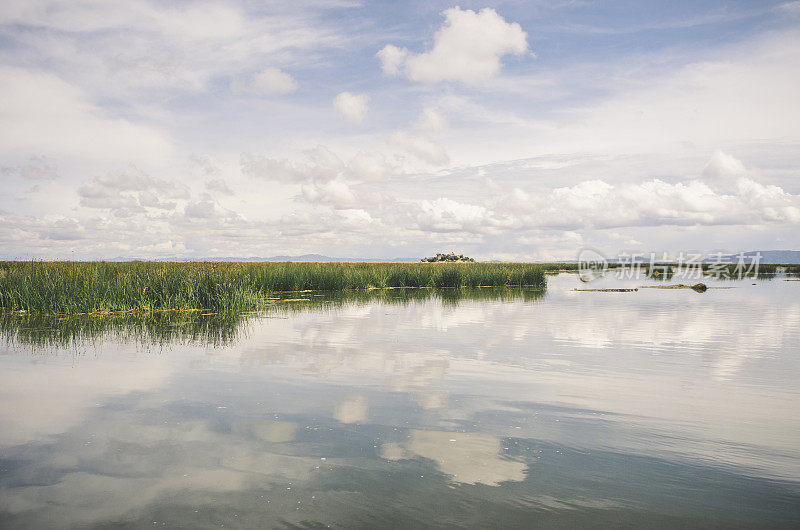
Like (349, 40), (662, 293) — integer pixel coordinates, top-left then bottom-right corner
(421, 252), (475, 262)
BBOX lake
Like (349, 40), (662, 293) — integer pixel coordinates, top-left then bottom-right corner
(1, 273), (799, 528)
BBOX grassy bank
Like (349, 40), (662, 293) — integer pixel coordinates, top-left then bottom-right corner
(0, 261), (547, 314)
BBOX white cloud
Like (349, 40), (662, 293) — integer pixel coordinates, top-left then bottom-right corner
(190, 154), (221, 176)
(415, 31), (800, 169)
(735, 177), (800, 223)
(184, 199), (217, 219)
(3, 149), (799, 260)
(153, 2), (245, 41)
(415, 107), (448, 132)
(301, 179), (358, 209)
(333, 91), (369, 124)
(778, 1), (800, 15)
(235, 67), (298, 95)
(391, 130), (449, 165)
(337, 208), (373, 224)
(378, 7), (528, 84)
(301, 177), (383, 211)
(703, 150), (747, 179)
(416, 197), (493, 232)
(530, 32), (800, 156)
(240, 153), (304, 182)
(375, 44), (407, 76)
(253, 67), (297, 94)
(205, 178), (234, 195)
(241, 145), (344, 182)
(346, 151), (395, 181)
(0, 155), (58, 180)
(78, 168), (189, 215)
(41, 217), (84, 241)
(496, 155), (800, 231)
(0, 0), (241, 37)
(0, 0), (345, 100)
(398, 152), (800, 236)
(241, 146), (399, 184)
(304, 144), (346, 175)
(0, 66), (172, 164)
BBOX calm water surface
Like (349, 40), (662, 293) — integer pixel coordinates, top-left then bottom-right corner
(1, 273), (799, 528)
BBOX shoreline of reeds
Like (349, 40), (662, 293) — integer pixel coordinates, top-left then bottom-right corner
(0, 261), (548, 314)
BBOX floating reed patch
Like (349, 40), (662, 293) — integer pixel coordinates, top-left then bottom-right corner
(573, 288), (638, 292)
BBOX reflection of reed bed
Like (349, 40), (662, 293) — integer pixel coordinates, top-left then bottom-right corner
(0, 310), (250, 349)
(0, 261), (546, 313)
(0, 288), (546, 348)
(272, 286), (547, 310)
(645, 265), (674, 280)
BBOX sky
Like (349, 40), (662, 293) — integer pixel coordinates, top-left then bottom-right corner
(1, 0), (799, 261)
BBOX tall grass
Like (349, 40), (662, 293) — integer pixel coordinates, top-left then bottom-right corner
(0, 261), (547, 314)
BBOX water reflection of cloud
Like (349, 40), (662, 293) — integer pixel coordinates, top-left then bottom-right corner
(413, 390), (448, 410)
(381, 430), (527, 486)
(334, 393), (368, 424)
(0, 354), (170, 448)
(419, 305), (489, 331)
(0, 412), (329, 527)
(251, 284), (797, 383)
(251, 420), (298, 443)
(2, 275), (799, 509)
(228, 280), (800, 481)
(1, 469), (247, 525)
(388, 358), (449, 393)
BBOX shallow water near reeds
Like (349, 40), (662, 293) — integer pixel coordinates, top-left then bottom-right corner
(1, 273), (799, 528)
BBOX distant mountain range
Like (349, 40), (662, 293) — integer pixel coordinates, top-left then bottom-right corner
(124, 254), (420, 263)
(703, 250), (800, 264)
(602, 250), (800, 265)
(263, 251), (800, 264)
(249, 254), (419, 262)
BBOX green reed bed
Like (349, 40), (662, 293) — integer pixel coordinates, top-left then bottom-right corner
(0, 261), (547, 314)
